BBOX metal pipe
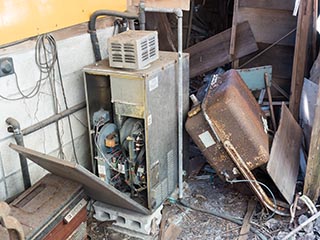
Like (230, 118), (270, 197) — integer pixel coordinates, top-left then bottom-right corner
(88, 10), (139, 62)
(5, 118), (31, 190)
(139, 1), (146, 30)
(143, 6), (184, 199)
(21, 102), (86, 136)
(5, 102), (86, 189)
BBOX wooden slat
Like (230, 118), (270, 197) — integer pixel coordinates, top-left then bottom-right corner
(304, 86), (320, 201)
(185, 21), (258, 78)
(289, 0), (313, 120)
(237, 7), (297, 46)
(162, 223), (182, 240)
(238, 199), (256, 240)
(230, 0), (239, 57)
(239, 0), (295, 11)
(267, 103), (302, 204)
(146, 12), (176, 51)
(131, 0), (190, 10)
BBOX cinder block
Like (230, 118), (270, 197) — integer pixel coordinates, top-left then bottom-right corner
(0, 180), (7, 200)
(93, 201), (162, 236)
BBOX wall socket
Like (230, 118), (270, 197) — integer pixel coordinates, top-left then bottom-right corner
(0, 57), (14, 77)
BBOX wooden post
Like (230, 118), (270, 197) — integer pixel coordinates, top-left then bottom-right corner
(289, 0), (312, 120)
(230, 0), (239, 68)
(303, 86), (320, 201)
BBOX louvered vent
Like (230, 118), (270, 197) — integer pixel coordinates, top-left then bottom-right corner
(108, 30), (159, 70)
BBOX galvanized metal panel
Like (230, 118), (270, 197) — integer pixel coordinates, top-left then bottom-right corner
(267, 103), (302, 204)
(9, 143), (150, 215)
(0, 0), (126, 46)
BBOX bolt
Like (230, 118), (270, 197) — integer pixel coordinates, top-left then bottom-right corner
(1, 59), (13, 74)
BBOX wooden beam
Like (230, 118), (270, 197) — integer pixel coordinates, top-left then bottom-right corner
(230, 0), (239, 57)
(237, 7), (297, 46)
(185, 21), (258, 78)
(289, 0), (312, 120)
(304, 86), (320, 201)
(238, 199), (256, 240)
(239, 0), (295, 11)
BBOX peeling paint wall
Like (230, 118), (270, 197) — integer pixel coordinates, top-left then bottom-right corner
(0, 26), (114, 200)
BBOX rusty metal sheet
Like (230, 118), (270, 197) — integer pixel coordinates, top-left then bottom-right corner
(9, 144), (150, 215)
(186, 110), (237, 179)
(267, 103), (302, 204)
(202, 70), (269, 177)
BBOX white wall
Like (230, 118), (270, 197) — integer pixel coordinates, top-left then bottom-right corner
(0, 26), (114, 200)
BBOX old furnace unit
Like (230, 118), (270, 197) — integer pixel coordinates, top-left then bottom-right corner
(83, 51), (189, 212)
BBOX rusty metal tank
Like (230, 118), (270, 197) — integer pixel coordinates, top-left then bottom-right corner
(186, 69), (269, 180)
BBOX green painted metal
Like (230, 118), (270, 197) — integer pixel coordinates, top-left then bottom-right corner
(237, 65), (272, 91)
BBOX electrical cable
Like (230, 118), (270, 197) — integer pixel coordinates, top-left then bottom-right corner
(226, 179), (277, 220)
(0, 35), (55, 101)
(54, 36), (79, 164)
(178, 199), (268, 240)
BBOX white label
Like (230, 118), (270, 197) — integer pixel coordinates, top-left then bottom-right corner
(148, 114), (152, 126)
(199, 131), (216, 148)
(149, 77), (158, 92)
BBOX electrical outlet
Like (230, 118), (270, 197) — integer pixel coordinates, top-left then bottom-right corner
(0, 58), (14, 77)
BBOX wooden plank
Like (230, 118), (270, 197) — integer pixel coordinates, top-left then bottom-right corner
(264, 73), (277, 131)
(239, 0), (295, 11)
(238, 199), (256, 240)
(230, 0), (239, 57)
(312, 0), (318, 61)
(131, 0), (190, 10)
(185, 21), (258, 78)
(304, 85), (320, 201)
(146, 12), (176, 51)
(289, 0), (313, 120)
(267, 103), (302, 204)
(162, 223), (182, 240)
(237, 7), (297, 46)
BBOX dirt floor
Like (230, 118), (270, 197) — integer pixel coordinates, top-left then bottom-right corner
(87, 165), (320, 240)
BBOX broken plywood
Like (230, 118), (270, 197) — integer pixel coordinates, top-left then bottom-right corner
(186, 21), (258, 78)
(237, 7), (297, 46)
(267, 103), (302, 204)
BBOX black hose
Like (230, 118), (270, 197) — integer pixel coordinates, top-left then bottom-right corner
(179, 199), (268, 240)
(88, 10), (139, 62)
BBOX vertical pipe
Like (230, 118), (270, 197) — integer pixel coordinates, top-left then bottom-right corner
(143, 6), (184, 199)
(177, 10), (184, 199)
(139, 1), (146, 30)
(5, 118), (31, 189)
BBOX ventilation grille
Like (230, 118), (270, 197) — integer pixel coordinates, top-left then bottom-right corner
(108, 31), (159, 70)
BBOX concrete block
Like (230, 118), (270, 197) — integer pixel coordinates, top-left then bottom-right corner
(0, 139), (22, 177)
(0, 152), (5, 181)
(5, 171), (24, 199)
(28, 162), (48, 185)
(93, 201), (162, 236)
(0, 180), (7, 201)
